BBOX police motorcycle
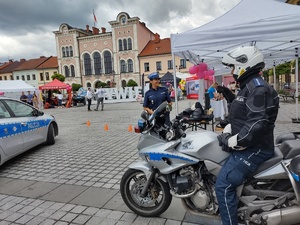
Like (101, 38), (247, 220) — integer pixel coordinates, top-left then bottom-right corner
(120, 101), (300, 225)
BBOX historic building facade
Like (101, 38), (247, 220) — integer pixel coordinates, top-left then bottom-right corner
(53, 12), (156, 89)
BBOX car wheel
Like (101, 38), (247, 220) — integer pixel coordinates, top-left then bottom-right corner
(46, 123), (55, 145)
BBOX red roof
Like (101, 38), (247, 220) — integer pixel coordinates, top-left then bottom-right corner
(39, 79), (69, 90)
(37, 56), (58, 69)
(14, 57), (49, 71)
(139, 37), (171, 57)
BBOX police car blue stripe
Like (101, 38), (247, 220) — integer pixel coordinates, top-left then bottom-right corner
(0, 118), (52, 139)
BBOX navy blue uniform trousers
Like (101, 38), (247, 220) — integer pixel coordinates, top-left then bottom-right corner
(215, 148), (274, 225)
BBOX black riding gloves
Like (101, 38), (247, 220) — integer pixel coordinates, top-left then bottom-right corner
(217, 133), (233, 152)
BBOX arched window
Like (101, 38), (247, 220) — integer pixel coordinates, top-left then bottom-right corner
(128, 38), (132, 50)
(127, 59), (133, 72)
(123, 39), (127, 51)
(66, 46), (69, 57)
(87, 82), (91, 88)
(70, 65), (75, 77)
(120, 60), (126, 73)
(93, 52), (101, 75)
(64, 65), (70, 77)
(62, 47), (66, 57)
(83, 53), (92, 75)
(70, 46), (73, 57)
(119, 39), (123, 51)
(103, 51), (112, 74)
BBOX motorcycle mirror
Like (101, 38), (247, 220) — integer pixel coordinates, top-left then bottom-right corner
(141, 111), (149, 121)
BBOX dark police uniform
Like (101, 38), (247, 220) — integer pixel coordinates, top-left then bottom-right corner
(143, 86), (171, 125)
(216, 74), (279, 225)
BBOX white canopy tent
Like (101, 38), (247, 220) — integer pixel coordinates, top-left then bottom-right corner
(171, 0), (300, 120)
(0, 80), (39, 103)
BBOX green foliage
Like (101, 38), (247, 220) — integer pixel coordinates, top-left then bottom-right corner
(72, 83), (82, 91)
(127, 79), (138, 87)
(275, 62), (291, 76)
(95, 81), (106, 88)
(51, 73), (65, 82)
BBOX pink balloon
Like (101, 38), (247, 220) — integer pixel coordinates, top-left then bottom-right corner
(189, 65), (198, 75)
(196, 71), (205, 79)
(206, 69), (215, 76)
(204, 71), (210, 80)
(197, 63), (208, 73)
(209, 75), (214, 81)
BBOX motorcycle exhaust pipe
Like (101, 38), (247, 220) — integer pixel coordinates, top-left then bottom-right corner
(261, 206), (300, 225)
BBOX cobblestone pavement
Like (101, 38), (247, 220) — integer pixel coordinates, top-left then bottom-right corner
(0, 99), (299, 224)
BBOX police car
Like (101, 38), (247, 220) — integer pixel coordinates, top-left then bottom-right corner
(0, 97), (58, 166)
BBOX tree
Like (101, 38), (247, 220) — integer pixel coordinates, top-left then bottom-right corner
(127, 79), (138, 87)
(51, 73), (65, 82)
(72, 83), (82, 91)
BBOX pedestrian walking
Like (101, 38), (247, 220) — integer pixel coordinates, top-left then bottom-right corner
(86, 87), (93, 111)
(94, 87), (105, 111)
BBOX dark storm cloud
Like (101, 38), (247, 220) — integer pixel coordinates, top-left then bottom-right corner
(0, 0), (240, 62)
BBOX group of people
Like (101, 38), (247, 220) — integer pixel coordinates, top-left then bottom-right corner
(86, 87), (105, 111)
(20, 91), (39, 109)
(143, 46), (279, 225)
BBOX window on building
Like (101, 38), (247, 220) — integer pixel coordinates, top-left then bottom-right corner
(0, 77), (2, 80)
(83, 53), (92, 75)
(156, 61), (162, 71)
(120, 60), (126, 73)
(66, 46), (69, 57)
(123, 39), (127, 51)
(22, 75), (25, 81)
(26, 75), (30, 80)
(45, 72), (49, 80)
(70, 65), (75, 77)
(168, 60), (173, 69)
(62, 47), (66, 57)
(180, 59), (186, 68)
(93, 52), (101, 75)
(4, 76), (7, 80)
(10, 75), (13, 80)
(128, 59), (133, 72)
(64, 66), (70, 77)
(16, 76), (19, 80)
(70, 46), (73, 57)
(119, 39), (123, 51)
(40, 73), (44, 81)
(103, 51), (112, 74)
(144, 62), (149, 72)
(128, 38), (132, 50)
(32, 74), (36, 80)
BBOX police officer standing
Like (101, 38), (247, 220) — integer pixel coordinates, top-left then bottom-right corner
(143, 72), (172, 125)
(215, 46), (279, 225)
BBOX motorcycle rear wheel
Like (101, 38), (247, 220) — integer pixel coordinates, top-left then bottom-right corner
(120, 168), (172, 217)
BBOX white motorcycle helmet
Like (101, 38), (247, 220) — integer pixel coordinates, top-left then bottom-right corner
(222, 46), (265, 80)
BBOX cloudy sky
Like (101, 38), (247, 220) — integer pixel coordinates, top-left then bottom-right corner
(0, 0), (242, 63)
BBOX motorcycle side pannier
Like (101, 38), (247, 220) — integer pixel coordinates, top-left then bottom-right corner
(290, 155), (300, 182)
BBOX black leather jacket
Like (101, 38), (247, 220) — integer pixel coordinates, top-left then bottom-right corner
(229, 73), (279, 150)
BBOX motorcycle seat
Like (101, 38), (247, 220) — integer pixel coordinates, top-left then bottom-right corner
(253, 147), (283, 175)
(278, 139), (300, 159)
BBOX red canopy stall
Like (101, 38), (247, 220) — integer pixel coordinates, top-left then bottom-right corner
(39, 79), (69, 90)
(39, 79), (72, 108)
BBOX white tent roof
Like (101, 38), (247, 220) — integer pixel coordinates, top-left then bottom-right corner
(171, 0), (300, 73)
(0, 80), (35, 92)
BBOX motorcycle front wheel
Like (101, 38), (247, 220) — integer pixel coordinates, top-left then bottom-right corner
(120, 168), (172, 217)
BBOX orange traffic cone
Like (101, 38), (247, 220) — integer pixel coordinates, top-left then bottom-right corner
(128, 124), (133, 132)
(104, 123), (109, 131)
(86, 120), (91, 127)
